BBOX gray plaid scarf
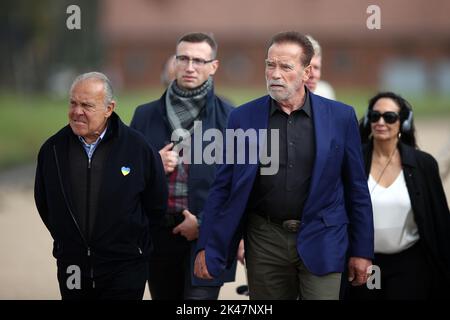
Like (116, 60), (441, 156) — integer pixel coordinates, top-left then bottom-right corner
(164, 78), (212, 215)
(165, 77), (212, 134)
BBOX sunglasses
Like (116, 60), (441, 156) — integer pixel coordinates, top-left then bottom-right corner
(368, 111), (400, 124)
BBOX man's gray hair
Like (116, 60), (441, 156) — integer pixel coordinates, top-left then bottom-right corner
(306, 35), (322, 57)
(70, 72), (114, 107)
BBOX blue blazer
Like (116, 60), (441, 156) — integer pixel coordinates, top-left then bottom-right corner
(197, 92), (374, 277)
(130, 88), (236, 286)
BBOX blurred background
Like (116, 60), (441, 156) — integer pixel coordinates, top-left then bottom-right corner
(0, 0), (449, 299)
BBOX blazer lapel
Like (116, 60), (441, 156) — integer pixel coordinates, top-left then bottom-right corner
(253, 96), (271, 160)
(232, 96), (270, 182)
(303, 93), (331, 214)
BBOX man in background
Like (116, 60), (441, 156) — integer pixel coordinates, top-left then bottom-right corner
(131, 32), (236, 300)
(305, 34), (336, 100)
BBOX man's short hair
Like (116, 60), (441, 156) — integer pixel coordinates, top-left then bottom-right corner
(70, 72), (114, 107)
(176, 32), (218, 59)
(268, 31), (314, 67)
(306, 35), (322, 57)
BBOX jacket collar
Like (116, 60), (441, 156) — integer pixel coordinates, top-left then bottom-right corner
(363, 141), (418, 176)
(397, 142), (417, 168)
(157, 82), (216, 118)
(100, 111), (121, 142)
(65, 111), (122, 144)
(269, 86), (312, 117)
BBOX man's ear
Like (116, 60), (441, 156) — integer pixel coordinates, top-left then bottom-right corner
(209, 59), (219, 76)
(303, 65), (312, 82)
(105, 100), (116, 118)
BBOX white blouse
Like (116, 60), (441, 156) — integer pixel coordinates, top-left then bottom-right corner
(368, 170), (420, 254)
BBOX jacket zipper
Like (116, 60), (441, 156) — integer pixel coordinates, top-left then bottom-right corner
(85, 140), (105, 289)
(87, 157), (94, 288)
(53, 145), (94, 289)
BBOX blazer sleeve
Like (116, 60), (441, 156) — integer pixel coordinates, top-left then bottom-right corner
(342, 109), (374, 259)
(196, 111), (237, 251)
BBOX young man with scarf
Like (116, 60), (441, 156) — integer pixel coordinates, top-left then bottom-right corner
(130, 32), (236, 300)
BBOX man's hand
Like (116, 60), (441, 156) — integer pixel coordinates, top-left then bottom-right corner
(194, 250), (213, 280)
(172, 209), (199, 241)
(159, 143), (178, 174)
(348, 257), (372, 286)
(237, 239), (245, 265)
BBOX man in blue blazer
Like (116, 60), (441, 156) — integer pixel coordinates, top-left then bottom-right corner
(194, 32), (374, 299)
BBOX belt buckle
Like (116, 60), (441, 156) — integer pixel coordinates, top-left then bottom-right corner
(282, 220), (301, 233)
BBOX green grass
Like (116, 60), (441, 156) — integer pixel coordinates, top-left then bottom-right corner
(338, 90), (450, 119)
(0, 88), (449, 171)
(0, 94), (65, 169)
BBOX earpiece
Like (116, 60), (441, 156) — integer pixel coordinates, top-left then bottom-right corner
(401, 109), (413, 133)
(400, 98), (413, 133)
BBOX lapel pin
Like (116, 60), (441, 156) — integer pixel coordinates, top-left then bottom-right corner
(121, 166), (130, 176)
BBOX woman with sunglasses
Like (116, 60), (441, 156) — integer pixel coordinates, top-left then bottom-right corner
(348, 92), (450, 300)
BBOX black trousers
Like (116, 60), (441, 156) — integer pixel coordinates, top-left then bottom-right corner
(347, 242), (432, 300)
(148, 226), (220, 300)
(57, 259), (148, 300)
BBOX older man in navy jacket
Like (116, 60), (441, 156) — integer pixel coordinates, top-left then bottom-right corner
(35, 72), (167, 300)
(194, 32), (374, 300)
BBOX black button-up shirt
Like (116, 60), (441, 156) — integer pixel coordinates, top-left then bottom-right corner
(248, 88), (315, 221)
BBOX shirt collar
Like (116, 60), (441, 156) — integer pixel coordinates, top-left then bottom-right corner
(78, 125), (108, 146)
(270, 86), (311, 117)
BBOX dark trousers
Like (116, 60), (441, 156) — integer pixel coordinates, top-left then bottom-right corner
(246, 213), (341, 300)
(57, 259), (148, 300)
(347, 242), (432, 300)
(148, 226), (220, 300)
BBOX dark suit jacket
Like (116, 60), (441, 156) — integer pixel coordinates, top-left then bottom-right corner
(130, 87), (236, 286)
(197, 92), (374, 278)
(363, 142), (450, 297)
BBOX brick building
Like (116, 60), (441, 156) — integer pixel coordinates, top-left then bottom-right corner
(99, 0), (450, 94)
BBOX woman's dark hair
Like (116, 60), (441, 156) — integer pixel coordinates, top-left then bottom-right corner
(359, 92), (417, 148)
